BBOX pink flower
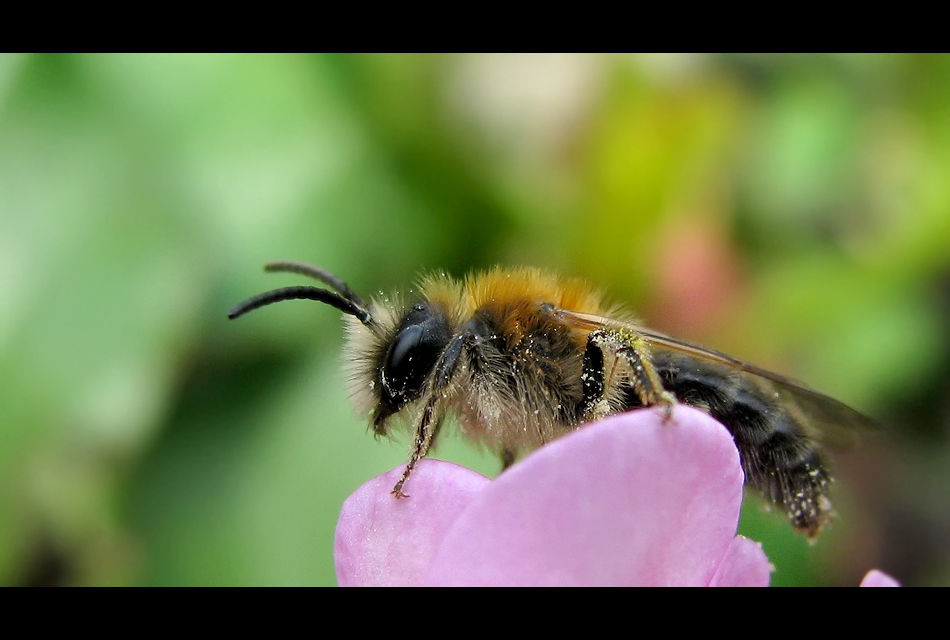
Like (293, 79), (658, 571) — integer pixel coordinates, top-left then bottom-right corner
(334, 406), (897, 587)
(859, 569), (900, 587)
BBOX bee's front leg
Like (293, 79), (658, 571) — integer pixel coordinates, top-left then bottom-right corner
(391, 396), (441, 499)
(391, 332), (467, 499)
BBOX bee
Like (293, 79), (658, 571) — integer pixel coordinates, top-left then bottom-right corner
(229, 261), (877, 539)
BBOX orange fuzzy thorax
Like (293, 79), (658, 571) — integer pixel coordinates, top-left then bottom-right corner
(420, 267), (605, 323)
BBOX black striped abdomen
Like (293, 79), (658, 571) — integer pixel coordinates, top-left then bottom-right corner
(624, 352), (832, 538)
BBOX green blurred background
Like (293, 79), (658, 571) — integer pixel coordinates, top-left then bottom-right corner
(1, 53), (948, 586)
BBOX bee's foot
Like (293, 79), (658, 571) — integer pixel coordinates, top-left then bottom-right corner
(390, 485), (410, 500)
(658, 391), (677, 422)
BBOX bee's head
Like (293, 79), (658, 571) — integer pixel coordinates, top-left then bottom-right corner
(229, 262), (455, 436)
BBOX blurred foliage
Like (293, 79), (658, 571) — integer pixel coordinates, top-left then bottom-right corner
(1, 53), (949, 586)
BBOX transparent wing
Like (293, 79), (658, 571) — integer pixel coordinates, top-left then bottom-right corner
(555, 309), (879, 449)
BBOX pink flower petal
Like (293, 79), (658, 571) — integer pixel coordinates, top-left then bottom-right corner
(859, 569), (901, 587)
(424, 407), (746, 586)
(707, 536), (773, 587)
(334, 460), (490, 586)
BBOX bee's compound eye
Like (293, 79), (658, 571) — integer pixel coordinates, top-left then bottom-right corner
(386, 325), (424, 381)
(378, 304), (451, 411)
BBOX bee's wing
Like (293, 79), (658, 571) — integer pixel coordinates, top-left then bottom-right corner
(556, 309), (878, 449)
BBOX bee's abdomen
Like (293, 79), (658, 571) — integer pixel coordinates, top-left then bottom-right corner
(624, 353), (832, 539)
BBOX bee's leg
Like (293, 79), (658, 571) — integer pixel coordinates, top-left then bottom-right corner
(391, 334), (466, 499)
(500, 448), (517, 471)
(586, 329), (676, 420)
(391, 395), (442, 499)
(579, 333), (608, 420)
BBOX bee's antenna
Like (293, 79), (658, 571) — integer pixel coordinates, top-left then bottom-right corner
(264, 261), (368, 309)
(228, 286), (373, 326)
